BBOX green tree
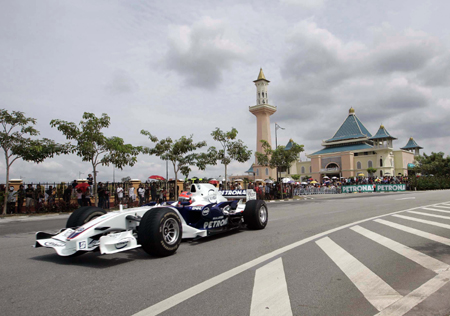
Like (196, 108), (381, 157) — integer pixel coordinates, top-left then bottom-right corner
(209, 127), (252, 189)
(415, 152), (450, 176)
(291, 174), (301, 181)
(140, 132), (210, 200)
(256, 140), (304, 198)
(0, 109), (73, 214)
(255, 140), (304, 181)
(367, 167), (377, 178)
(51, 113), (142, 206)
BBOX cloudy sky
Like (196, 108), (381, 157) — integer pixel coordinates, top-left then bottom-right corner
(1, 0), (449, 183)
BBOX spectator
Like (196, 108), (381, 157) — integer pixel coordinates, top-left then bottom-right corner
(7, 186), (17, 214)
(117, 184), (124, 204)
(97, 182), (105, 208)
(46, 186), (54, 207)
(151, 183), (157, 202)
(64, 185), (72, 206)
(128, 185), (136, 206)
(87, 174), (93, 194)
(35, 185), (44, 213)
(76, 188), (83, 206)
(145, 184), (150, 203)
(104, 185), (110, 209)
(137, 184), (145, 206)
(17, 184), (25, 214)
(0, 184), (5, 212)
(25, 184), (35, 213)
(84, 187), (92, 206)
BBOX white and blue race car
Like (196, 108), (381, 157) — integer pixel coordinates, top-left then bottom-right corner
(35, 183), (268, 257)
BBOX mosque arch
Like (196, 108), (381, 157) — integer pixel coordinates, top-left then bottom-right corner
(356, 161), (362, 169)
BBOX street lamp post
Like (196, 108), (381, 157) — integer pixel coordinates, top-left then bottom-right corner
(275, 123), (285, 182)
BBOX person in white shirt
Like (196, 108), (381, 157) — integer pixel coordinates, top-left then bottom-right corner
(137, 184), (145, 206)
(117, 185), (124, 204)
(128, 186), (136, 206)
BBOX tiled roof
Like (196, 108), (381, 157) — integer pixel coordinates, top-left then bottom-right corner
(310, 143), (373, 156)
(245, 164), (254, 173)
(401, 138), (423, 150)
(326, 114), (372, 142)
(369, 125), (397, 140)
(284, 139), (294, 150)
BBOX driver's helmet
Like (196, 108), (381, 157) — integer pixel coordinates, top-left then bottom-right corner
(178, 191), (192, 205)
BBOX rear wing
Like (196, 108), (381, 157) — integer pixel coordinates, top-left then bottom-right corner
(218, 189), (256, 201)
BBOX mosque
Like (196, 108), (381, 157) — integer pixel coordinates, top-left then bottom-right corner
(247, 69), (423, 182)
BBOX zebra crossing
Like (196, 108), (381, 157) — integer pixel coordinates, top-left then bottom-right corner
(249, 202), (450, 315)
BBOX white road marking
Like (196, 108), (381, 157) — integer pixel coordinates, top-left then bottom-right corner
(392, 214), (450, 229)
(351, 225), (449, 273)
(407, 210), (450, 220)
(433, 204), (450, 209)
(374, 219), (450, 246)
(316, 237), (403, 311)
(250, 258), (292, 316)
(133, 201), (450, 316)
(375, 270), (450, 316)
(422, 207), (450, 214)
(396, 197), (416, 200)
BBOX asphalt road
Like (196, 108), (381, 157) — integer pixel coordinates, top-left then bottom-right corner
(1, 190), (450, 316)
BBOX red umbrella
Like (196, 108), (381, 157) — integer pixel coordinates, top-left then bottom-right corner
(149, 175), (165, 181)
(209, 179), (219, 184)
(75, 183), (90, 192)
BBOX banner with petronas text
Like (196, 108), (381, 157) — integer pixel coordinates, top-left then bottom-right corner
(342, 184), (406, 193)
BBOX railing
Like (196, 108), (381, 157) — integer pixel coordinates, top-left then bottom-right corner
(293, 187), (341, 195)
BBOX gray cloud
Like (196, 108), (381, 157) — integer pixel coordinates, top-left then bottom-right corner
(164, 17), (247, 89)
(106, 70), (139, 95)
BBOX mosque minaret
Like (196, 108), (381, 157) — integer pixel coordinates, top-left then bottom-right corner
(249, 68), (277, 179)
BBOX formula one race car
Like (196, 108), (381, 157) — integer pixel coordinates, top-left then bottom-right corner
(35, 183), (268, 257)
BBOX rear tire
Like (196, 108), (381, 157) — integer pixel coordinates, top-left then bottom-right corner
(243, 200), (268, 230)
(66, 206), (106, 228)
(138, 207), (182, 257)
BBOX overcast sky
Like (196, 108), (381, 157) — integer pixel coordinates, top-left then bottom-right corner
(1, 0), (449, 183)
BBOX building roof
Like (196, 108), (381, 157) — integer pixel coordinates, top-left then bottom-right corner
(369, 124), (397, 140)
(284, 139), (294, 150)
(311, 143), (373, 156)
(401, 137), (423, 150)
(253, 68), (270, 82)
(245, 164), (255, 174)
(325, 108), (372, 142)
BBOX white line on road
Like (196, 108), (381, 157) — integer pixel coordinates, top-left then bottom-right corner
(250, 258), (292, 316)
(392, 215), (450, 229)
(351, 225), (449, 273)
(407, 210), (450, 220)
(133, 201), (450, 316)
(316, 237), (402, 311)
(375, 270), (450, 316)
(374, 219), (450, 246)
(396, 197), (416, 200)
(422, 207), (450, 214)
(434, 204), (450, 208)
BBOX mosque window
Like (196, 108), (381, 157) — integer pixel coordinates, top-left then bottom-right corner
(309, 166), (312, 173)
(301, 166), (305, 174)
(265, 168), (268, 176)
(368, 161), (373, 168)
(380, 158), (383, 167)
(256, 169), (259, 176)
(357, 161), (362, 169)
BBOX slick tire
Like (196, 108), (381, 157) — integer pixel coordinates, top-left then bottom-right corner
(66, 206), (106, 228)
(243, 200), (268, 230)
(138, 207), (182, 257)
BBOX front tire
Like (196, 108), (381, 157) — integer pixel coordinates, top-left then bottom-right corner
(66, 206), (106, 228)
(243, 200), (268, 230)
(138, 207), (182, 257)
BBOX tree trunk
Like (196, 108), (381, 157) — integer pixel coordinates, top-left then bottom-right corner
(224, 164), (228, 190)
(3, 159), (9, 215)
(93, 163), (98, 207)
(173, 163), (178, 201)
